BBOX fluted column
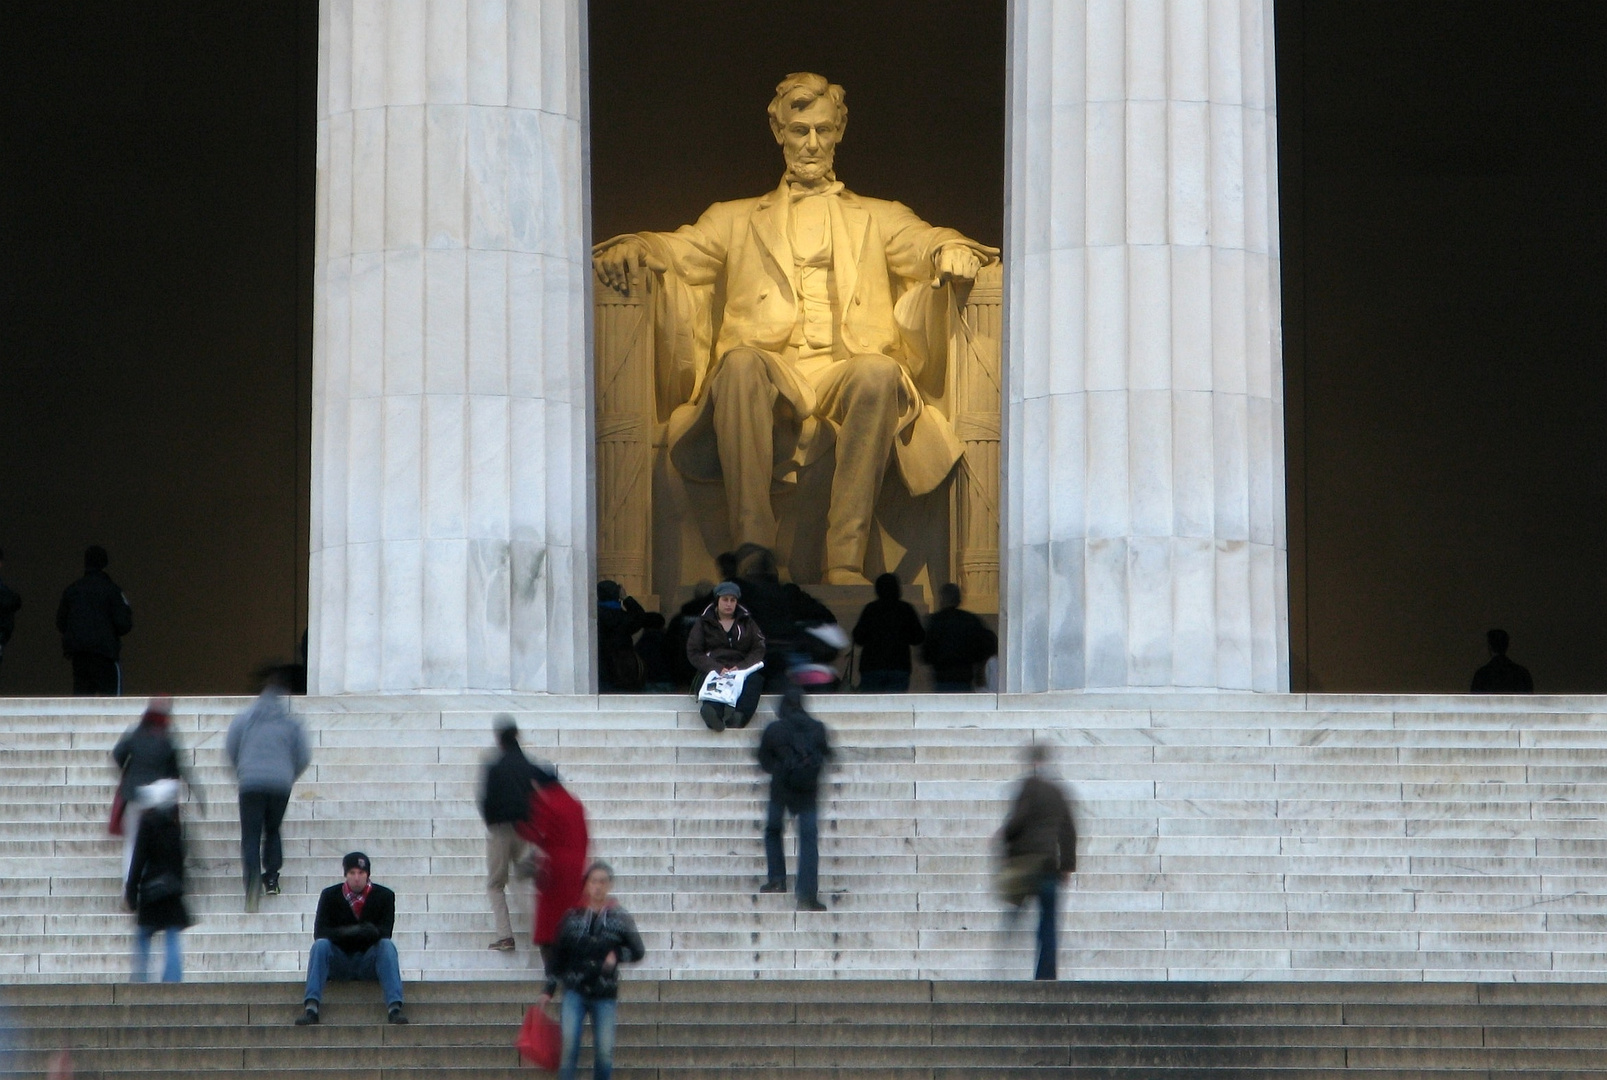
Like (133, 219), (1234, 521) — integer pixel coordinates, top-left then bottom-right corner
(1003, 0), (1288, 691)
(310, 0), (592, 693)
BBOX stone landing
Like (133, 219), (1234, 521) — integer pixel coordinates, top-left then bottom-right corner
(1, 692), (1603, 982)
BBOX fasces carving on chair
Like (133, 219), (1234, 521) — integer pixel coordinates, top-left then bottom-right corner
(593, 73), (1000, 611)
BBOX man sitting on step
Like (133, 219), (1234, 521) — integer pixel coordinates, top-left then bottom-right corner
(294, 852), (407, 1026)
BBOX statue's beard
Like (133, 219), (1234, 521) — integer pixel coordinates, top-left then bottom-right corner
(785, 152), (834, 184)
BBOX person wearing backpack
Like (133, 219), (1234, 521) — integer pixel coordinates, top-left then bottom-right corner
(756, 686), (833, 911)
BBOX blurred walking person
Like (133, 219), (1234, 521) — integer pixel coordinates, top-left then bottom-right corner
(757, 686), (833, 911)
(516, 769), (590, 975)
(226, 668), (310, 911)
(480, 716), (553, 951)
(57, 545), (133, 695)
(998, 744), (1076, 980)
(537, 862), (645, 1080)
(124, 779), (192, 983)
(112, 699), (201, 885)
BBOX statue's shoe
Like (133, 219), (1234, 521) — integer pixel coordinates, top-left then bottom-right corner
(825, 568), (872, 586)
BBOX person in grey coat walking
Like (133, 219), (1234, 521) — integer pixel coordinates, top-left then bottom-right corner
(225, 669), (310, 911)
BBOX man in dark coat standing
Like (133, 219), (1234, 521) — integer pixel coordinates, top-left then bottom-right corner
(478, 716), (553, 952)
(1000, 744), (1076, 980)
(851, 573), (925, 692)
(1471, 628), (1534, 694)
(921, 583), (996, 692)
(0, 547), (20, 684)
(56, 545), (133, 696)
(757, 686), (833, 911)
(295, 852), (406, 1026)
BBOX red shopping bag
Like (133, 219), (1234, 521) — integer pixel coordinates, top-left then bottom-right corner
(516, 1005), (561, 1070)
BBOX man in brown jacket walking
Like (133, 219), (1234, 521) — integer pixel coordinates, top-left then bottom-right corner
(1000, 744), (1076, 980)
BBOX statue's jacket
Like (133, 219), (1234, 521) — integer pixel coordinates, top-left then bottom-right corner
(599, 178), (994, 497)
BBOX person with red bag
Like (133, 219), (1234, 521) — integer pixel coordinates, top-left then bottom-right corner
(514, 770), (589, 976)
(536, 862), (644, 1080)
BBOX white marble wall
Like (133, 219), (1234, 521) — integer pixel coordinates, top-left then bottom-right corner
(309, 0), (592, 693)
(1003, 0), (1289, 692)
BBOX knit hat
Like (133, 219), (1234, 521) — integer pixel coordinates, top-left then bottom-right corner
(343, 851), (371, 874)
(712, 581), (741, 598)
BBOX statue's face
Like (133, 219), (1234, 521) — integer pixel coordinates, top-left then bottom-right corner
(777, 95), (842, 182)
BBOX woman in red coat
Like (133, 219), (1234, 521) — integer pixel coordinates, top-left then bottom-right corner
(514, 774), (590, 973)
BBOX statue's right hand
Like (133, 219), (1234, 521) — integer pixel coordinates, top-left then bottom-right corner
(593, 237), (665, 296)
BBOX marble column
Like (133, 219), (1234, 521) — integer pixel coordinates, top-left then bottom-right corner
(309, 0), (592, 693)
(1003, 0), (1288, 691)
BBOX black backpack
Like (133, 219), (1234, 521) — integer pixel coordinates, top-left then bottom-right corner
(777, 722), (825, 791)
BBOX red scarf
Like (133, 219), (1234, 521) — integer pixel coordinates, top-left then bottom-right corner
(343, 882), (370, 919)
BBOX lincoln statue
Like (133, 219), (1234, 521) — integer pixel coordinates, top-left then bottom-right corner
(592, 73), (999, 587)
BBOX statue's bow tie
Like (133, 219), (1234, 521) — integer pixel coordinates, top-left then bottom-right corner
(788, 180), (844, 202)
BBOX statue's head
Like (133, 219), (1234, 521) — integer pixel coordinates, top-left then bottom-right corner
(768, 72), (847, 183)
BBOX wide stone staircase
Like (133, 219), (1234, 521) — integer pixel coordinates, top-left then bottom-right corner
(2, 691), (1607, 983)
(5, 691), (1607, 1075)
(9, 979), (1607, 1078)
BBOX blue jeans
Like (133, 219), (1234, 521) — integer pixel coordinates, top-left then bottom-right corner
(132, 926), (183, 983)
(303, 938), (403, 1008)
(857, 669), (909, 693)
(560, 992), (617, 1080)
(1034, 873), (1059, 980)
(764, 800), (818, 901)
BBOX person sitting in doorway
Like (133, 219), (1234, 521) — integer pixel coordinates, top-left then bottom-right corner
(686, 582), (766, 731)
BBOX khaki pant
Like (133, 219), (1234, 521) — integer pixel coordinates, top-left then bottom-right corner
(486, 823), (533, 941)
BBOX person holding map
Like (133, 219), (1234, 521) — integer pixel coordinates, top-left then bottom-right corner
(685, 582), (766, 731)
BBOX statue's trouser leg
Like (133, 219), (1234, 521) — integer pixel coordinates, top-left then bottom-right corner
(710, 348), (781, 549)
(817, 354), (901, 575)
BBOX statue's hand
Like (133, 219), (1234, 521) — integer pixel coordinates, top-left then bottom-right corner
(593, 237), (666, 296)
(931, 242), (999, 289)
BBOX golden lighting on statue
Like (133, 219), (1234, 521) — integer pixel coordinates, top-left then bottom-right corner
(593, 73), (1002, 609)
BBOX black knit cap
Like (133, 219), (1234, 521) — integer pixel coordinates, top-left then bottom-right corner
(343, 851), (370, 874)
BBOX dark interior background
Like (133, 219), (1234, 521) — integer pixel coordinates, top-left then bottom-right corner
(587, 0), (1006, 249)
(0, 1), (1600, 695)
(1277, 1), (1607, 692)
(0, 3), (316, 697)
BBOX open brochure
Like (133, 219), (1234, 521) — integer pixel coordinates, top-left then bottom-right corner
(697, 661), (766, 707)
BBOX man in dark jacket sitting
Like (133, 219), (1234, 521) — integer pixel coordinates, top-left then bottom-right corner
(295, 852), (406, 1026)
(757, 687), (833, 911)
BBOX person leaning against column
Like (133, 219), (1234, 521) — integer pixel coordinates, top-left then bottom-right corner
(480, 716), (554, 952)
(0, 547), (21, 685)
(225, 667), (310, 912)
